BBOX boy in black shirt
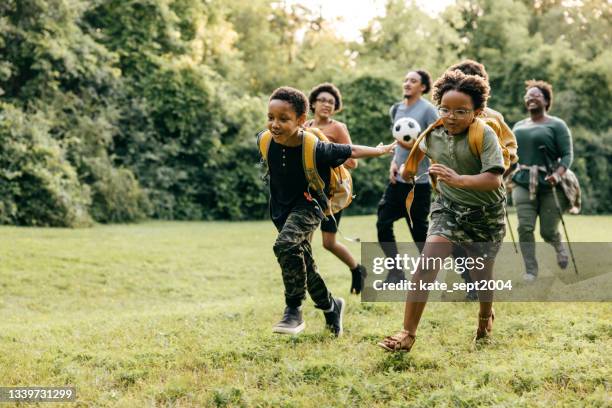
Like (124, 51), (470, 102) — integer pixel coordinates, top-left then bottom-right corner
(260, 87), (395, 336)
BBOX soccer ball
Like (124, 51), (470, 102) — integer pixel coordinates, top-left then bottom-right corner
(392, 117), (421, 142)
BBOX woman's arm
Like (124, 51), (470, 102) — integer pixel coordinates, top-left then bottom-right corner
(546, 119), (573, 184)
(336, 123), (358, 169)
(429, 164), (502, 191)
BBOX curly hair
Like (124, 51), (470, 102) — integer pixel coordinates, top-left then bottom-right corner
(269, 86), (309, 117)
(413, 69), (432, 94)
(308, 83), (343, 113)
(525, 79), (553, 111)
(432, 70), (490, 111)
(448, 59), (489, 83)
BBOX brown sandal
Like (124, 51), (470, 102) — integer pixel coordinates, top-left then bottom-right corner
(474, 308), (495, 341)
(377, 330), (416, 352)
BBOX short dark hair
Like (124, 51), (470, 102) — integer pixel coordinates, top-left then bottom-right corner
(525, 79), (553, 111)
(413, 69), (432, 94)
(308, 83), (343, 113)
(448, 59), (489, 83)
(269, 86), (309, 117)
(432, 70), (490, 110)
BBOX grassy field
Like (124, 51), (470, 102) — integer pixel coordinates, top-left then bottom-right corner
(0, 214), (610, 407)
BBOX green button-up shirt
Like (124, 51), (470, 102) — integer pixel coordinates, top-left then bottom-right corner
(421, 125), (506, 207)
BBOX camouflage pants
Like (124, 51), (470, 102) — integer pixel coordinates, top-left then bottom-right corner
(428, 195), (506, 258)
(273, 207), (333, 310)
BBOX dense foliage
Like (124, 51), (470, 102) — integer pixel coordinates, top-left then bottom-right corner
(0, 0), (610, 225)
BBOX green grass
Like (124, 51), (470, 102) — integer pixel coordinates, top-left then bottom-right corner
(0, 214), (610, 407)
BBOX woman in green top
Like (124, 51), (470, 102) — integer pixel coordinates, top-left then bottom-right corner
(512, 80), (572, 281)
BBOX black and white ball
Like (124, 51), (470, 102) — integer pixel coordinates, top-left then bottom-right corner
(392, 117), (421, 142)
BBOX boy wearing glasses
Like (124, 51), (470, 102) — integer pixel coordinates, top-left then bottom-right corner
(377, 70), (438, 283)
(446, 60), (518, 299)
(378, 70), (506, 352)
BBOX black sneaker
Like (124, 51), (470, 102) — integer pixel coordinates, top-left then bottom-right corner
(350, 264), (367, 294)
(272, 306), (305, 335)
(465, 289), (478, 301)
(324, 297), (345, 337)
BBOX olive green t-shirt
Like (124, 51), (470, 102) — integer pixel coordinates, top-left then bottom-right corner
(420, 125), (506, 206)
(511, 116), (573, 189)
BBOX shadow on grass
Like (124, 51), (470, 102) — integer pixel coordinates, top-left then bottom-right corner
(280, 332), (333, 346)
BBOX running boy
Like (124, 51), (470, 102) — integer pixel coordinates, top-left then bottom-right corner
(446, 60), (518, 299)
(378, 70), (506, 351)
(260, 86), (395, 336)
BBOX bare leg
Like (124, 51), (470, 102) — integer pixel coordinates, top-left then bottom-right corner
(378, 235), (453, 351)
(322, 231), (358, 269)
(402, 235), (454, 335)
(468, 250), (496, 335)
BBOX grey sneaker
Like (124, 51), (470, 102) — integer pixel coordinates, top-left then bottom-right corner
(556, 245), (569, 269)
(324, 297), (345, 337)
(272, 306), (305, 335)
(523, 272), (537, 282)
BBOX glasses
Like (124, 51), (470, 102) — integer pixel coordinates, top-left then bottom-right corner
(316, 97), (335, 106)
(524, 93), (544, 101)
(438, 107), (473, 119)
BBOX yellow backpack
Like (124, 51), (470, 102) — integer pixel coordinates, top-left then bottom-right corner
(401, 115), (517, 224)
(257, 127), (353, 216)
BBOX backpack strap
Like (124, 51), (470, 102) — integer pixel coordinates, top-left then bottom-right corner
(306, 126), (331, 142)
(401, 118), (444, 180)
(257, 130), (273, 162)
(401, 118), (444, 228)
(301, 130), (326, 195)
(467, 117), (505, 163)
(467, 117), (485, 158)
(484, 107), (518, 165)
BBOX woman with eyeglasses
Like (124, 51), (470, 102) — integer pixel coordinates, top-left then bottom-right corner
(304, 83), (367, 295)
(511, 80), (574, 281)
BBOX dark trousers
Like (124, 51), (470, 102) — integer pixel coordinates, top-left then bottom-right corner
(273, 207), (333, 310)
(376, 182), (431, 256)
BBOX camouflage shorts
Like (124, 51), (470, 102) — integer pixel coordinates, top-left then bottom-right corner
(428, 195), (506, 258)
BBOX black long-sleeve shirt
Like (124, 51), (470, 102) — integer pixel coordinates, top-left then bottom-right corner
(264, 138), (351, 229)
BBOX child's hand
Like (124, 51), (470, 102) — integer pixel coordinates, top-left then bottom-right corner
(429, 164), (463, 188)
(377, 141), (397, 155)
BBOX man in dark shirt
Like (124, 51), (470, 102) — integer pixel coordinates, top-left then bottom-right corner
(259, 86), (395, 337)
